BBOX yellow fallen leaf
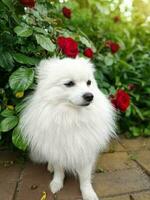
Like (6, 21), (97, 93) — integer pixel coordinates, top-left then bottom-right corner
(15, 91), (24, 98)
(7, 105), (14, 110)
(40, 191), (47, 200)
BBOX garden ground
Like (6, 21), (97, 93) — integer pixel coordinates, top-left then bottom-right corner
(0, 136), (150, 200)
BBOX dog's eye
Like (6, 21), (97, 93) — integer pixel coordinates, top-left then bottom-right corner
(87, 80), (91, 86)
(64, 81), (75, 87)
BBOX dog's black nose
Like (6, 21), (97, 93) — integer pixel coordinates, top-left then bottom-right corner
(83, 93), (94, 102)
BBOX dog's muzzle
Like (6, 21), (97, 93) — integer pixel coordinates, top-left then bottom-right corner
(81, 92), (94, 106)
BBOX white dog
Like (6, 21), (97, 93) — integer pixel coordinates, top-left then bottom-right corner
(20, 57), (116, 200)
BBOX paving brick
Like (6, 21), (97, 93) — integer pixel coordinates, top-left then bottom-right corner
(15, 162), (54, 200)
(96, 152), (137, 172)
(0, 151), (22, 200)
(1, 137), (150, 200)
(56, 168), (150, 200)
(104, 139), (125, 153)
(0, 150), (20, 161)
(120, 137), (150, 151)
(131, 191), (150, 200)
(136, 150), (150, 175)
(103, 195), (130, 200)
(93, 168), (150, 198)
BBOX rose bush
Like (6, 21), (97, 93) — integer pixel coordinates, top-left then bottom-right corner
(0, 0), (150, 150)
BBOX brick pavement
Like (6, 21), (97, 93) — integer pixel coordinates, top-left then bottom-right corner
(0, 137), (150, 200)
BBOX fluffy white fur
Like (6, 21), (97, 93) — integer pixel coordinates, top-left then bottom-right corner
(20, 57), (116, 200)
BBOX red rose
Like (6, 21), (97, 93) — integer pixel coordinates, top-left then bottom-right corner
(20, 0), (35, 8)
(57, 36), (78, 58)
(57, 36), (66, 49)
(62, 7), (71, 19)
(84, 48), (93, 58)
(113, 16), (120, 23)
(105, 40), (120, 54)
(110, 90), (130, 112)
(116, 90), (130, 112)
(63, 38), (78, 58)
(110, 43), (120, 54)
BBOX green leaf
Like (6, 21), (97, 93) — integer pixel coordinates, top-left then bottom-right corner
(1, 109), (15, 117)
(14, 26), (33, 37)
(102, 81), (110, 88)
(0, 52), (14, 71)
(129, 127), (141, 137)
(143, 128), (150, 136)
(125, 106), (131, 117)
(35, 34), (55, 52)
(142, 110), (150, 117)
(9, 67), (34, 92)
(13, 53), (40, 65)
(12, 126), (27, 151)
(79, 36), (91, 47)
(109, 86), (116, 94)
(2, 0), (12, 9)
(119, 60), (133, 69)
(0, 116), (18, 132)
(34, 27), (48, 35)
(79, 36), (96, 51)
(104, 54), (113, 66)
(134, 105), (144, 120)
(145, 88), (150, 93)
(94, 70), (104, 81)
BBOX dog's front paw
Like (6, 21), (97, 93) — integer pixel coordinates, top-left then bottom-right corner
(50, 180), (63, 194)
(82, 190), (99, 200)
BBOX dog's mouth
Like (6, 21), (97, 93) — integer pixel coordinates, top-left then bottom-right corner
(80, 103), (90, 106)
(68, 100), (91, 107)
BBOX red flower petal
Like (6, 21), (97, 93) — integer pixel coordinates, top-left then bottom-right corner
(63, 38), (78, 58)
(62, 7), (71, 19)
(105, 40), (120, 54)
(20, 0), (35, 8)
(110, 43), (120, 54)
(116, 90), (130, 112)
(84, 48), (93, 58)
(57, 36), (78, 58)
(57, 36), (66, 49)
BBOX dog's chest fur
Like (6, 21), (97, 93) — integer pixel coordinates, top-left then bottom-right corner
(21, 98), (114, 170)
